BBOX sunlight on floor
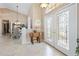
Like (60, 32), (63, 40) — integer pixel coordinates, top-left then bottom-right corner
(0, 35), (65, 56)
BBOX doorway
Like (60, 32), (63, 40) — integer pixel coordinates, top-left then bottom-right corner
(2, 20), (10, 35)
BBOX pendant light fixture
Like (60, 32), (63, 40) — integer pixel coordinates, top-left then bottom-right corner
(15, 3), (21, 24)
(16, 3), (19, 22)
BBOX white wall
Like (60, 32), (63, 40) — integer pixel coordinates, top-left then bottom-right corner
(0, 3), (6, 8)
(32, 4), (43, 31)
(44, 4), (77, 56)
(0, 19), (2, 36)
(28, 4), (43, 31)
(77, 4), (79, 39)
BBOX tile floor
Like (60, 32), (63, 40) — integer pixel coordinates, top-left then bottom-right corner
(0, 35), (65, 56)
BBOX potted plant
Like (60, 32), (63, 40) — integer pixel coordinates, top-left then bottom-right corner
(76, 47), (79, 56)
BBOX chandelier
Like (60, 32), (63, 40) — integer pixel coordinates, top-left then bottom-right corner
(40, 3), (48, 8)
(15, 3), (21, 25)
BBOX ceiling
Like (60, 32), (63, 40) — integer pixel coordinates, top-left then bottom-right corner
(0, 3), (32, 15)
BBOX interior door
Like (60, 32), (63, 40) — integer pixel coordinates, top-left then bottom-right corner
(2, 20), (9, 35)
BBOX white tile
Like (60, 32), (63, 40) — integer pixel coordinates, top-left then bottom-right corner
(0, 35), (65, 56)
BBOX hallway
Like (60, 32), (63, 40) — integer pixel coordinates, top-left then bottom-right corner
(0, 35), (65, 56)
(0, 3), (77, 56)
